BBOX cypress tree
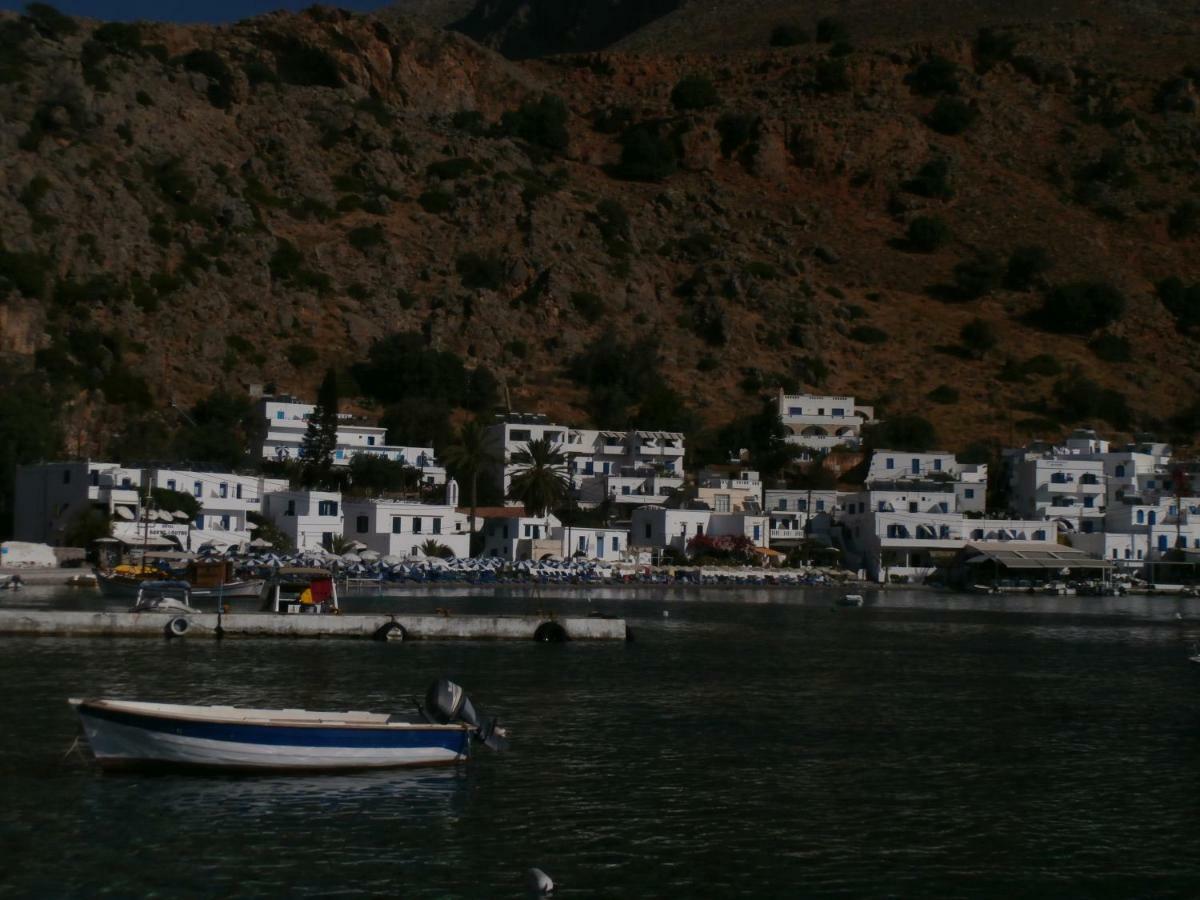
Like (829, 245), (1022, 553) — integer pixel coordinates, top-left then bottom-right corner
(300, 368), (339, 487)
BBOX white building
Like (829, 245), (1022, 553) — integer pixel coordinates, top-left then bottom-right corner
(14, 462), (282, 551)
(479, 510), (563, 560)
(839, 503), (1057, 583)
(777, 391), (875, 452)
(343, 496), (470, 559)
(765, 489), (839, 547)
(526, 525), (631, 562)
(630, 507), (769, 556)
(483, 414), (685, 509)
(147, 469), (288, 542)
(261, 489), (344, 552)
(14, 461), (144, 543)
(261, 397), (445, 485)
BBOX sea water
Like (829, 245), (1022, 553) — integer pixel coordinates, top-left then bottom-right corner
(1, 587), (1198, 897)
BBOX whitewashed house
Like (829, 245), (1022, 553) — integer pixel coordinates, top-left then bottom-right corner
(527, 525), (631, 562)
(261, 489), (344, 551)
(260, 396), (445, 485)
(629, 507), (769, 556)
(147, 469), (288, 547)
(765, 489), (840, 547)
(479, 510), (563, 560)
(483, 414), (685, 509)
(777, 391), (875, 452)
(342, 495), (470, 559)
(14, 461), (144, 544)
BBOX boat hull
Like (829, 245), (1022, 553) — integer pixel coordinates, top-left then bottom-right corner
(188, 579), (266, 601)
(73, 701), (470, 771)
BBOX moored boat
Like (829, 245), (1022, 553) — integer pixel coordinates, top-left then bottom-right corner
(96, 564), (169, 598)
(263, 566), (339, 614)
(129, 580), (195, 614)
(69, 680), (505, 771)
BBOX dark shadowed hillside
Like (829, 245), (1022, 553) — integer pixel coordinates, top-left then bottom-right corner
(1, 0), (1200, 510)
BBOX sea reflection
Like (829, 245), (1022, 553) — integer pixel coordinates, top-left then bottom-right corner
(79, 766), (470, 821)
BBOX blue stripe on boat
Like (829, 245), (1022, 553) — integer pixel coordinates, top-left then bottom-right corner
(80, 704), (468, 752)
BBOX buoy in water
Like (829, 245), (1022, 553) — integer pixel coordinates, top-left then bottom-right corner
(526, 868), (554, 894)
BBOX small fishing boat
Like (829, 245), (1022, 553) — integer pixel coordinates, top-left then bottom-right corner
(838, 593), (864, 607)
(0, 574), (25, 590)
(95, 564), (169, 598)
(69, 679), (506, 771)
(263, 566), (339, 614)
(184, 559), (265, 601)
(129, 580), (196, 614)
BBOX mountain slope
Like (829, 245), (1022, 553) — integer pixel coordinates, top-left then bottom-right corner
(0, 2), (1199, 469)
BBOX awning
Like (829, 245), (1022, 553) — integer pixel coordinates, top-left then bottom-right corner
(964, 542), (1113, 570)
(118, 533), (178, 548)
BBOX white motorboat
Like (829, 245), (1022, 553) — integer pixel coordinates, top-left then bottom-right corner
(69, 679), (506, 771)
(129, 581), (196, 614)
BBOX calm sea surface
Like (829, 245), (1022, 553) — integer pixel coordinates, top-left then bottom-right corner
(2, 586), (1199, 898)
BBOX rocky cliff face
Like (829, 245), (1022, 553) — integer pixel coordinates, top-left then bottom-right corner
(1, 3), (1199, 460)
(449, 0), (680, 59)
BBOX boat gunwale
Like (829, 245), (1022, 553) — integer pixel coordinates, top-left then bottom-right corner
(69, 698), (468, 732)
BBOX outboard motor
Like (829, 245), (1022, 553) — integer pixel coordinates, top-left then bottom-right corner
(423, 678), (508, 751)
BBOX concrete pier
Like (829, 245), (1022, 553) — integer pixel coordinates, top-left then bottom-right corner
(0, 609), (626, 641)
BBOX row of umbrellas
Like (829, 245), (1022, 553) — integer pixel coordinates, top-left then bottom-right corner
(183, 543), (842, 585)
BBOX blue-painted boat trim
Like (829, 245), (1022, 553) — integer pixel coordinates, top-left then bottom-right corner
(78, 704), (468, 752)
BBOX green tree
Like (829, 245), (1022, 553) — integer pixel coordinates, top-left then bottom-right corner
(346, 455), (422, 496)
(441, 419), (497, 547)
(63, 506), (110, 548)
(300, 368), (339, 487)
(670, 74), (718, 110)
(0, 372), (62, 537)
(507, 437), (571, 517)
(420, 538), (455, 559)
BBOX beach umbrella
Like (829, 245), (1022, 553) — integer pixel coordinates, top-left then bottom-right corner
(249, 537), (274, 549)
(359, 549), (381, 561)
(341, 552), (362, 563)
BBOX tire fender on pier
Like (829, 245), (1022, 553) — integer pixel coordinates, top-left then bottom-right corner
(373, 621), (407, 642)
(165, 617), (190, 638)
(533, 621), (569, 643)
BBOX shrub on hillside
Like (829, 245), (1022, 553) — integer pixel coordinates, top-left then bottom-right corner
(272, 37), (341, 88)
(1155, 276), (1200, 331)
(1168, 200), (1200, 240)
(418, 189), (453, 214)
(570, 291), (604, 323)
(815, 17), (848, 44)
(670, 74), (718, 110)
(960, 318), (997, 356)
(500, 93), (569, 155)
(25, 3), (77, 40)
(614, 123), (677, 181)
(426, 157), (480, 181)
(902, 158), (953, 199)
(0, 245), (49, 298)
(926, 97), (978, 135)
(348, 224), (385, 252)
(813, 57), (849, 93)
(715, 112), (758, 158)
(456, 252), (506, 291)
(953, 254), (1003, 299)
(905, 216), (951, 252)
(909, 56), (960, 95)
(927, 384), (959, 404)
(849, 325), (888, 344)
(180, 49), (234, 108)
(769, 24), (809, 47)
(975, 27), (1018, 72)
(1052, 374), (1132, 429)
(1033, 281), (1125, 334)
(863, 414), (939, 452)
(1004, 245), (1052, 291)
(1088, 333), (1132, 363)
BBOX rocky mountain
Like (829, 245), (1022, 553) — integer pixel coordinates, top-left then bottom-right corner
(1, 1), (1200, 486)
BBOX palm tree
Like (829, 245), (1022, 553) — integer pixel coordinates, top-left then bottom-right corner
(441, 419), (496, 544)
(507, 437), (571, 517)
